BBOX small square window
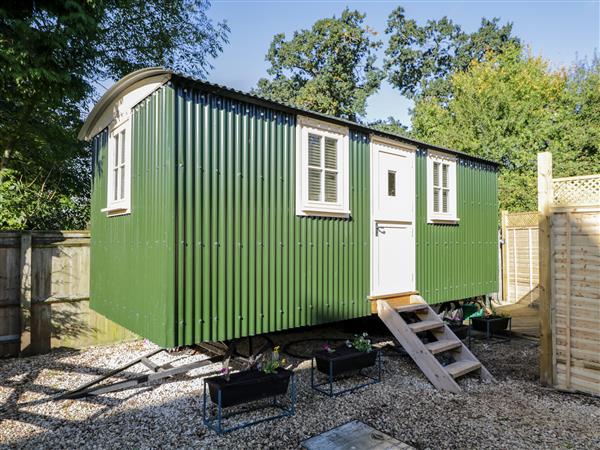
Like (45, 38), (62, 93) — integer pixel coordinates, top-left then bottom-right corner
(427, 151), (458, 223)
(296, 116), (349, 217)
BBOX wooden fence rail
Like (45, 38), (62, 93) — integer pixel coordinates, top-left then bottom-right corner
(0, 231), (136, 357)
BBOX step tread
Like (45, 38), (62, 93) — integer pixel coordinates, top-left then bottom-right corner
(445, 360), (482, 378)
(425, 339), (462, 355)
(407, 319), (444, 333)
(395, 303), (429, 313)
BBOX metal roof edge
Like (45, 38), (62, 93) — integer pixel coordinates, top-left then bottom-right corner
(78, 67), (173, 141)
(169, 73), (499, 167)
(80, 67), (499, 167)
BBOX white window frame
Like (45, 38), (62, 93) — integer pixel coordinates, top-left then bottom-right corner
(427, 150), (458, 223)
(102, 117), (132, 216)
(296, 116), (350, 217)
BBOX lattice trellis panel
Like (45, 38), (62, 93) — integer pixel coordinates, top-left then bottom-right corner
(553, 175), (600, 207)
(505, 211), (539, 228)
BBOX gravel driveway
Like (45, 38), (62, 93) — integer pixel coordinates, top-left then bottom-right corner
(1, 322), (599, 449)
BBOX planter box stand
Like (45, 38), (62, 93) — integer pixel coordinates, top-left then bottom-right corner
(311, 350), (382, 397)
(202, 374), (296, 434)
(468, 317), (512, 345)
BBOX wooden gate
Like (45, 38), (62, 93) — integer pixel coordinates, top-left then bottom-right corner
(538, 152), (600, 395)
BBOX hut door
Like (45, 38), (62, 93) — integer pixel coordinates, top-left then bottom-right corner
(371, 140), (416, 296)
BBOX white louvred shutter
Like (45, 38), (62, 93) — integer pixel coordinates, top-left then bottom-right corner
(324, 137), (337, 202)
(308, 133), (322, 201)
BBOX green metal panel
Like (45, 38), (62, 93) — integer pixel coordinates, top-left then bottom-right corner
(415, 149), (499, 304)
(172, 86), (371, 345)
(90, 85), (176, 347)
(89, 77), (498, 348)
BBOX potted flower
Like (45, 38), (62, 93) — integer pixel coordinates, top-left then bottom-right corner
(205, 346), (293, 408)
(471, 310), (511, 335)
(315, 333), (378, 377)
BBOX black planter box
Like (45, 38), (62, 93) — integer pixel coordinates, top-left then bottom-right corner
(471, 316), (510, 334)
(315, 346), (377, 377)
(206, 368), (292, 408)
(446, 322), (469, 340)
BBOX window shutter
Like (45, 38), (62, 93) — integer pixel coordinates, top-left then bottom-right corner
(442, 189), (448, 213)
(433, 188), (440, 212)
(442, 163), (448, 188)
(433, 162), (440, 187)
(324, 137), (337, 202)
(308, 133), (322, 201)
(324, 138), (337, 169)
(324, 172), (337, 202)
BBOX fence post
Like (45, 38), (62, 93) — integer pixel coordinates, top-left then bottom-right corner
(500, 210), (508, 302)
(20, 232), (32, 354)
(538, 152), (553, 386)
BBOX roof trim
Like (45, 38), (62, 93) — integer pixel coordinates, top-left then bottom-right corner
(78, 67), (173, 141)
(170, 73), (499, 167)
(80, 67), (499, 166)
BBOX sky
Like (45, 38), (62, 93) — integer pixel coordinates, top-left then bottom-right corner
(205, 0), (600, 126)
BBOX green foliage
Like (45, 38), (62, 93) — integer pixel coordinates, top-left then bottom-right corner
(369, 117), (409, 136)
(255, 9), (384, 121)
(0, 169), (89, 230)
(0, 0), (228, 230)
(411, 45), (600, 211)
(346, 332), (372, 353)
(260, 346), (286, 374)
(384, 6), (520, 100)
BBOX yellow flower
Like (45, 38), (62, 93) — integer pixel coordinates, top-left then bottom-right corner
(281, 358), (286, 365)
(273, 346), (280, 353)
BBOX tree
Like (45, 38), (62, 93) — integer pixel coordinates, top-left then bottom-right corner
(384, 6), (520, 100)
(255, 9), (384, 121)
(0, 0), (229, 230)
(369, 117), (409, 136)
(559, 57), (600, 177)
(411, 44), (600, 211)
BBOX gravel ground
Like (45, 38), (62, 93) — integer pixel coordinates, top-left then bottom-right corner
(1, 321), (599, 450)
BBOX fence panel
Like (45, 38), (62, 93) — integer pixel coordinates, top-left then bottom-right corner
(0, 231), (136, 357)
(0, 233), (22, 357)
(502, 211), (539, 305)
(549, 175), (600, 395)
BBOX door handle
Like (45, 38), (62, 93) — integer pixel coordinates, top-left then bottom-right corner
(375, 224), (386, 236)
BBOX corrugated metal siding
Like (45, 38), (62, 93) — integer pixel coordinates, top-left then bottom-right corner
(173, 86), (371, 345)
(415, 149), (499, 304)
(89, 81), (498, 347)
(90, 85), (176, 347)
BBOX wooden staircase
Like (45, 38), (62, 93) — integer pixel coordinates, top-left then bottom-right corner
(377, 295), (494, 393)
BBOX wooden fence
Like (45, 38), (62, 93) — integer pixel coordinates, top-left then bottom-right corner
(501, 211), (539, 305)
(0, 231), (136, 357)
(538, 153), (600, 396)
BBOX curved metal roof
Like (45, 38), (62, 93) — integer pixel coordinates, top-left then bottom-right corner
(78, 67), (173, 141)
(80, 67), (499, 166)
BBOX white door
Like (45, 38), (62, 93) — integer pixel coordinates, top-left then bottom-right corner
(371, 140), (416, 296)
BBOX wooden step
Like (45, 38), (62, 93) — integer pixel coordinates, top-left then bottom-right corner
(408, 320), (444, 333)
(425, 339), (462, 355)
(395, 303), (429, 314)
(445, 360), (482, 378)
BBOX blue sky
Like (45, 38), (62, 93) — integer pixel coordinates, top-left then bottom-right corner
(206, 0), (599, 126)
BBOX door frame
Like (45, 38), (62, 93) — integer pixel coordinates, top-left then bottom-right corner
(370, 135), (417, 296)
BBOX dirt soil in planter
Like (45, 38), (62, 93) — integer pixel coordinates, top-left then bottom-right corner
(1, 322), (599, 450)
